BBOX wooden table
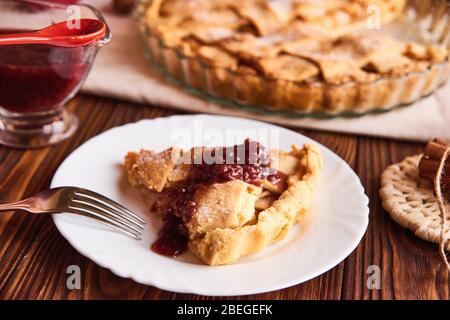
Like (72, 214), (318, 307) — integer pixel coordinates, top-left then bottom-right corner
(0, 94), (448, 300)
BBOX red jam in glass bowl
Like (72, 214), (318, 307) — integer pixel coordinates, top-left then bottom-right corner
(0, 35), (94, 113)
(0, 0), (110, 149)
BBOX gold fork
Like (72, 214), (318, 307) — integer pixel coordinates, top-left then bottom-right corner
(0, 187), (146, 239)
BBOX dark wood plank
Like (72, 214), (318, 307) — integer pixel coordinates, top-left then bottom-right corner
(0, 94), (448, 300)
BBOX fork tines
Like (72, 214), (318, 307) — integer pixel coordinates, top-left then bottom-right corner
(68, 188), (146, 239)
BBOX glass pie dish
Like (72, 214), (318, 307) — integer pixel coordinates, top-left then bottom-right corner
(136, 0), (450, 118)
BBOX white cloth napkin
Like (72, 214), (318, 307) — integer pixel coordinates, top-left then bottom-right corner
(82, 1), (450, 142)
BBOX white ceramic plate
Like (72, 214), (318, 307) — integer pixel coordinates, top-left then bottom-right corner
(51, 115), (369, 296)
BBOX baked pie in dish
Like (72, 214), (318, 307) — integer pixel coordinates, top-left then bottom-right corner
(137, 0), (450, 116)
(124, 139), (323, 265)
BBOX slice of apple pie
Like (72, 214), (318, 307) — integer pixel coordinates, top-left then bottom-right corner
(124, 139), (322, 265)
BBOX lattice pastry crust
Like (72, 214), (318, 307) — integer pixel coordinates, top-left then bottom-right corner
(138, 0), (450, 114)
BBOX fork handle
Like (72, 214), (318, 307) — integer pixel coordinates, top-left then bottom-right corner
(0, 201), (32, 213)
